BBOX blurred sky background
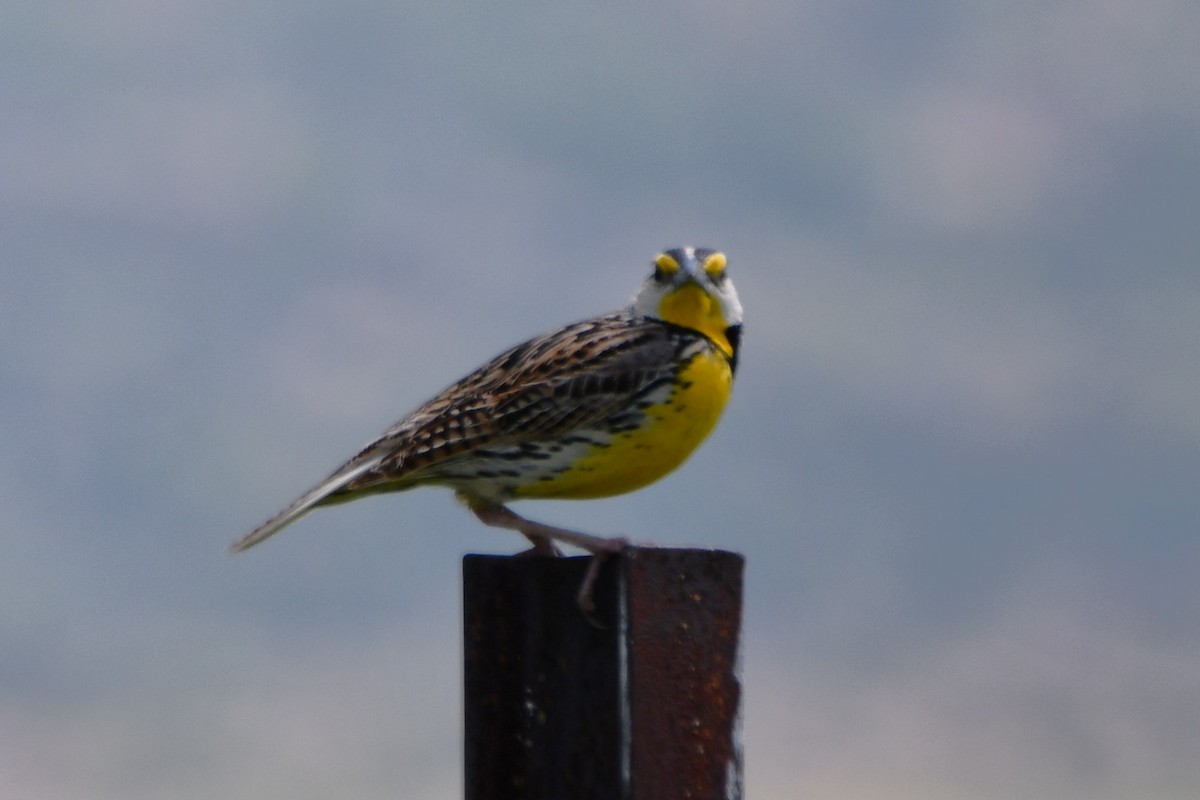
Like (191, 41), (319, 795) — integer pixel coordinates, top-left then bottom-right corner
(3, 2), (1199, 798)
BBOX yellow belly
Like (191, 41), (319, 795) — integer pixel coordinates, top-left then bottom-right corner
(515, 348), (733, 499)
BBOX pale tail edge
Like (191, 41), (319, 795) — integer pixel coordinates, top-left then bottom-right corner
(230, 460), (379, 553)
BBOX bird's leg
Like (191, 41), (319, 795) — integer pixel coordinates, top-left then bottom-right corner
(464, 498), (629, 612)
(468, 501), (625, 553)
(520, 535), (564, 558)
(467, 502), (562, 557)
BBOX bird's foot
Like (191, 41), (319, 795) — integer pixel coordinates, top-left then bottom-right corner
(463, 497), (630, 613)
(516, 534), (564, 558)
(575, 535), (629, 615)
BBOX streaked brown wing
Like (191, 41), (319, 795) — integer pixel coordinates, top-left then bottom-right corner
(328, 311), (683, 496)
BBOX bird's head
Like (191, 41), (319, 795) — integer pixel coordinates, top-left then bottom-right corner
(633, 247), (743, 363)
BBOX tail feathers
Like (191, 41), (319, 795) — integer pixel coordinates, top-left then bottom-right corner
(230, 461), (379, 553)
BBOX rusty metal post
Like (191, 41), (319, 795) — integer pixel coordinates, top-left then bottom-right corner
(463, 547), (744, 800)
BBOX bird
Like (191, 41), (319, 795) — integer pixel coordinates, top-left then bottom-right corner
(232, 246), (743, 610)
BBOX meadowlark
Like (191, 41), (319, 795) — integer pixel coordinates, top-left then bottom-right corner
(232, 247), (743, 609)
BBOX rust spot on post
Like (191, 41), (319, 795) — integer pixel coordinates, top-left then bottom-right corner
(624, 548), (744, 799)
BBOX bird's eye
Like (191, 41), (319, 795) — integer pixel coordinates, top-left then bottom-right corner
(702, 252), (728, 284)
(700, 256), (724, 281)
(653, 253), (680, 284)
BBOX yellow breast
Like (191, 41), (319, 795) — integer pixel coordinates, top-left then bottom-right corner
(515, 346), (733, 499)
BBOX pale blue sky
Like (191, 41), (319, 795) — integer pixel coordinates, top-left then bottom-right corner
(3, 2), (1199, 798)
